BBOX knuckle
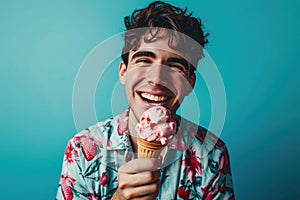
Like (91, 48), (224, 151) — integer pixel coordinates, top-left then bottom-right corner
(144, 172), (154, 181)
(123, 191), (132, 199)
(118, 182), (127, 190)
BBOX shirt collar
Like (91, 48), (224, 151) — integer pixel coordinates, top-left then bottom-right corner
(107, 108), (131, 150)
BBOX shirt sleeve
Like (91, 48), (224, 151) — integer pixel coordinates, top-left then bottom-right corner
(201, 147), (235, 200)
(56, 139), (100, 200)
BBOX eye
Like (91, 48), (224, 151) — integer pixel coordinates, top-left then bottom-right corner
(136, 58), (151, 64)
(168, 63), (185, 72)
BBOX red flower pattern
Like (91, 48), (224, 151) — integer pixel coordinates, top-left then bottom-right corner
(178, 186), (190, 199)
(74, 136), (97, 161)
(57, 109), (234, 199)
(201, 172), (221, 199)
(181, 148), (202, 181)
(220, 149), (230, 174)
(64, 141), (79, 164)
(60, 175), (76, 200)
(219, 178), (227, 193)
(201, 175), (229, 199)
(101, 172), (107, 186)
(87, 194), (99, 200)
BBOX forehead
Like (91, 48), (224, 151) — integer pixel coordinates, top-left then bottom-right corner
(130, 31), (191, 61)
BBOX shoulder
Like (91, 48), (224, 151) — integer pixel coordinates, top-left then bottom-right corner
(176, 118), (234, 198)
(179, 118), (227, 157)
(72, 117), (115, 142)
(194, 126), (226, 150)
(66, 115), (120, 161)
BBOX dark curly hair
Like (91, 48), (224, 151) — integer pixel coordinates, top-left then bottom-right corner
(121, 1), (209, 71)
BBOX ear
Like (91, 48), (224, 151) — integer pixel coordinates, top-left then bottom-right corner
(118, 61), (127, 85)
(185, 73), (196, 96)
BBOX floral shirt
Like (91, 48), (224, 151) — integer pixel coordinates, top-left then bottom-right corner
(56, 109), (234, 200)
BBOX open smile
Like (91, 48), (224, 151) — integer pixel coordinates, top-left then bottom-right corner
(137, 92), (172, 105)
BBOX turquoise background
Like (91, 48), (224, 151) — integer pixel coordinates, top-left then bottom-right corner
(1, 0), (299, 199)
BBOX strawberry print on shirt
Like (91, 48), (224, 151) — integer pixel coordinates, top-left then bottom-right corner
(56, 109), (234, 199)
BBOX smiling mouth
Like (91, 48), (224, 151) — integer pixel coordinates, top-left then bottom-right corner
(138, 92), (171, 104)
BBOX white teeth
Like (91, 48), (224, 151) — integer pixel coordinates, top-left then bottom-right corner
(140, 93), (167, 102)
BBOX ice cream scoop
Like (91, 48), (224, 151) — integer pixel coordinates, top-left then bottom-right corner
(136, 106), (177, 146)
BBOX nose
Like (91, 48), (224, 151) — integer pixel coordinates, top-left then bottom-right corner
(146, 63), (169, 86)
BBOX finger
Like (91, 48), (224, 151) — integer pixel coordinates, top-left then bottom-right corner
(120, 170), (161, 187)
(123, 179), (160, 199)
(119, 158), (162, 173)
(131, 190), (160, 200)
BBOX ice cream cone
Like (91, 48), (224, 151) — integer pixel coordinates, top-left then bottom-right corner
(137, 137), (164, 158)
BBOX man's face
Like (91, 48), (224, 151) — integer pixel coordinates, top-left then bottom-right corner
(119, 33), (196, 125)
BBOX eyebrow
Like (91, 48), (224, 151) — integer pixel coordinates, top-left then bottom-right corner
(131, 51), (156, 60)
(131, 50), (190, 70)
(167, 57), (190, 70)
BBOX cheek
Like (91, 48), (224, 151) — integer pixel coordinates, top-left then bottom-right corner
(124, 67), (147, 92)
(127, 67), (145, 80)
(169, 74), (193, 95)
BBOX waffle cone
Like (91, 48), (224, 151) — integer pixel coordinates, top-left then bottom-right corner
(137, 137), (164, 158)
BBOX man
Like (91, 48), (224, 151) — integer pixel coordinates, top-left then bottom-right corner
(57, 1), (234, 199)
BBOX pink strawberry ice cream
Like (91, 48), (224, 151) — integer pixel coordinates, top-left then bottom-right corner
(136, 106), (177, 145)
